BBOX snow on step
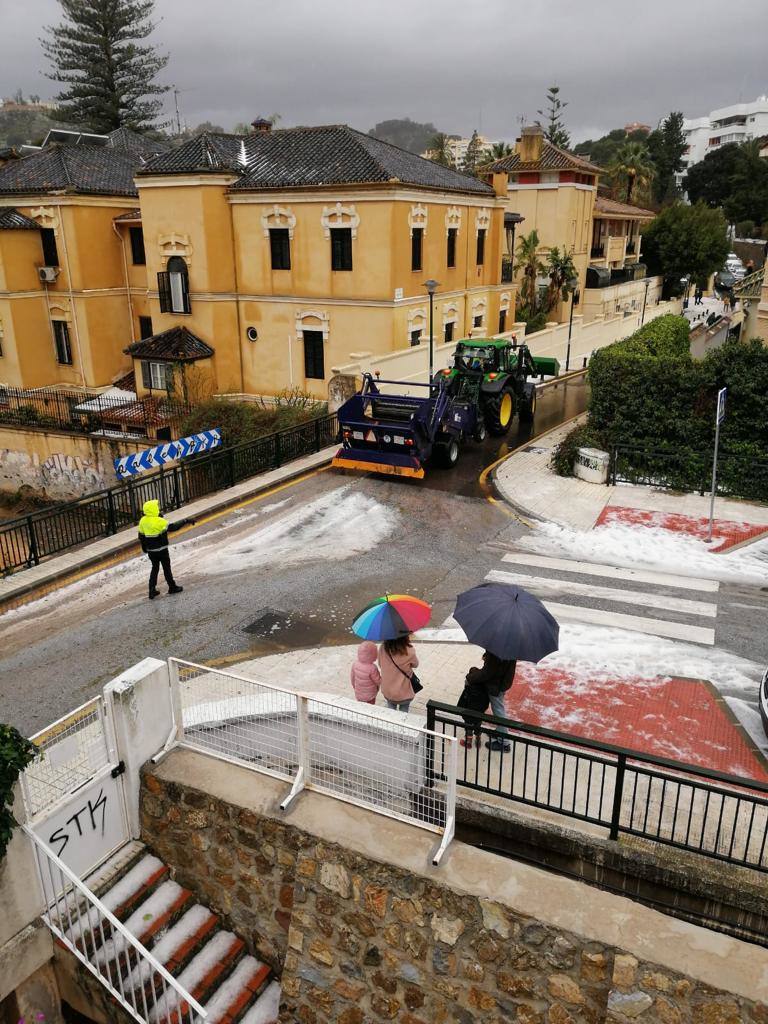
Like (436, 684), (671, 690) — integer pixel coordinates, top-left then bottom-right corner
(241, 981), (280, 1024)
(101, 854), (165, 914)
(203, 955), (268, 1024)
(486, 568), (718, 617)
(125, 905), (214, 990)
(500, 552), (720, 592)
(84, 841), (146, 896)
(96, 880), (184, 966)
(542, 601), (716, 645)
(151, 931), (241, 1022)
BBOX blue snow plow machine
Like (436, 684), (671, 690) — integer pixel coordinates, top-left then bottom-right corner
(331, 337), (557, 479)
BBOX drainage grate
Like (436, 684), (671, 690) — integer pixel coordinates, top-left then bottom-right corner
(523, 445), (551, 454)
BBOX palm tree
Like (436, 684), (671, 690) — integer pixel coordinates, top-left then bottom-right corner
(515, 230), (546, 314)
(608, 142), (654, 204)
(545, 247), (577, 313)
(428, 132), (453, 167)
(483, 140), (514, 163)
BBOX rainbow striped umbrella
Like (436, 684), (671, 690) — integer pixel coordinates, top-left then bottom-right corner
(351, 594), (432, 641)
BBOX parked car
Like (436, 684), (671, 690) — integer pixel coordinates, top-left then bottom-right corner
(724, 253), (746, 279)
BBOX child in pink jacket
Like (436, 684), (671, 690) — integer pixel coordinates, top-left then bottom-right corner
(350, 641), (382, 704)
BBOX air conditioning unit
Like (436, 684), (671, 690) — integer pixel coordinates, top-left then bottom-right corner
(38, 266), (59, 283)
(246, 326), (258, 342)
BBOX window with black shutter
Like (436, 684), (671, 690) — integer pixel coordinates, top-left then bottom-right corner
(446, 228), (457, 268)
(476, 228), (486, 266)
(52, 320), (72, 364)
(303, 330), (325, 379)
(129, 227), (146, 265)
(410, 329), (421, 347)
(141, 360), (170, 390)
(473, 314), (483, 329)
(139, 315), (153, 339)
(498, 309), (507, 333)
(330, 228), (353, 271)
(444, 321), (454, 344)
(41, 228), (59, 266)
(270, 229), (291, 270)
(411, 228), (423, 272)
(158, 256), (191, 313)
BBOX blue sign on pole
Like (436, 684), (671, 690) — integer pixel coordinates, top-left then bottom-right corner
(716, 387), (727, 425)
(114, 428), (222, 479)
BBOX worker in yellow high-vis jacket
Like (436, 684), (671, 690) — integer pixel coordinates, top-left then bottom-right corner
(137, 499), (192, 600)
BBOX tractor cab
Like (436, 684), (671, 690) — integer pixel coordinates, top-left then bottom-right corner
(453, 343), (500, 375)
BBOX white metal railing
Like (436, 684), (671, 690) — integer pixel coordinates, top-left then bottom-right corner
(24, 825), (207, 1024)
(22, 696), (113, 819)
(169, 658), (457, 865)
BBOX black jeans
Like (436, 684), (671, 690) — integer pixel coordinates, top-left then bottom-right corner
(148, 549), (176, 592)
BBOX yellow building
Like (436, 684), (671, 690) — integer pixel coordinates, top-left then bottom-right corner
(486, 126), (601, 322)
(0, 130), (168, 391)
(122, 123), (510, 400)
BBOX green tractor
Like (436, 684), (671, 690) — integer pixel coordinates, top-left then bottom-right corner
(436, 337), (558, 436)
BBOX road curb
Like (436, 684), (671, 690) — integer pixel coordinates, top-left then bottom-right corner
(0, 446), (336, 613)
(488, 413), (589, 525)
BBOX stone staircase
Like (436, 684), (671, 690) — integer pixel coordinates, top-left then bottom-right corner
(79, 841), (280, 1024)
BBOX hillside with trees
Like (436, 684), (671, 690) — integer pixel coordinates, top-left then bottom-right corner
(368, 118), (441, 153)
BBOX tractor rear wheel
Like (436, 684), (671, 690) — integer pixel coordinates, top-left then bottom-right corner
(433, 437), (460, 468)
(484, 387), (515, 435)
(519, 387), (537, 423)
(473, 420), (487, 443)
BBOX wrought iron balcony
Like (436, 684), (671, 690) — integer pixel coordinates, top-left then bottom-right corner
(590, 244), (605, 258)
(626, 240), (637, 255)
(501, 256), (514, 283)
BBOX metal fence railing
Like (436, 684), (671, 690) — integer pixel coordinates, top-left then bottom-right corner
(170, 659), (457, 865)
(0, 413), (338, 577)
(610, 445), (768, 503)
(0, 384), (190, 438)
(24, 826), (207, 1024)
(21, 697), (112, 819)
(427, 701), (768, 873)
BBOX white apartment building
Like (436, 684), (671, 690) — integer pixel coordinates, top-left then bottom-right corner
(677, 95), (768, 184)
(421, 134), (491, 167)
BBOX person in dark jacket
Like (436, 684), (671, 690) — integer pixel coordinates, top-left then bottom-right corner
(465, 651), (516, 751)
(137, 499), (187, 599)
(456, 676), (488, 749)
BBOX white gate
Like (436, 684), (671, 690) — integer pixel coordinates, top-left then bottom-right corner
(21, 696), (131, 879)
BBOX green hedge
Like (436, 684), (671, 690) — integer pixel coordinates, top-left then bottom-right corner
(556, 316), (768, 501)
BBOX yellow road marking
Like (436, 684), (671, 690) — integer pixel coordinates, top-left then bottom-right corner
(477, 411), (586, 524)
(2, 465), (329, 612)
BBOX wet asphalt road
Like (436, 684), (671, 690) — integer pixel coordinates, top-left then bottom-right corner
(0, 377), (588, 734)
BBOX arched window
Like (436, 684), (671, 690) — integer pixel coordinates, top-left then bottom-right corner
(158, 256), (191, 314)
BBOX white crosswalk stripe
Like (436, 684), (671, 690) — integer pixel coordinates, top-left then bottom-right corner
(486, 550), (718, 646)
(421, 548), (721, 647)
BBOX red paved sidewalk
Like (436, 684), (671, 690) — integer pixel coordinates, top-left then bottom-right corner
(595, 505), (768, 553)
(503, 664), (768, 783)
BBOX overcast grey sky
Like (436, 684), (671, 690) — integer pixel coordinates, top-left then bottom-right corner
(1, 0), (767, 142)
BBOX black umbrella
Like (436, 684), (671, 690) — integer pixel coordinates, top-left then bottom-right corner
(453, 582), (559, 662)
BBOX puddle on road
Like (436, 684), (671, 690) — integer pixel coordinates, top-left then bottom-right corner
(239, 607), (352, 655)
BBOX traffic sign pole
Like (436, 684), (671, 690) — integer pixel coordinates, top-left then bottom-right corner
(707, 389), (727, 543)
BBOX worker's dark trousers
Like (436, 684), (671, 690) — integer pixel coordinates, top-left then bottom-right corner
(148, 549), (175, 592)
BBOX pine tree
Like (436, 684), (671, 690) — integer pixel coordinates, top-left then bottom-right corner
(42, 0), (168, 133)
(537, 85), (570, 149)
(461, 129), (482, 176)
(647, 111), (686, 206)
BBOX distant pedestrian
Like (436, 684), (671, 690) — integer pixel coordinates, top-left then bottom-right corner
(745, 258), (755, 274)
(350, 641), (381, 705)
(694, 284), (704, 305)
(379, 634), (420, 713)
(137, 499), (187, 600)
(465, 651), (516, 751)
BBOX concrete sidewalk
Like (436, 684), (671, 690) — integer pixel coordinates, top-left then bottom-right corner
(493, 417), (768, 534)
(0, 445), (336, 610)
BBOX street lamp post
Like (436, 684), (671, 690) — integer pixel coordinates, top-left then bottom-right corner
(640, 277), (650, 326)
(565, 276), (580, 372)
(423, 279), (440, 385)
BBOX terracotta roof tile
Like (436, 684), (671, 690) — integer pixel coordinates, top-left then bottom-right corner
(487, 140), (602, 175)
(0, 207), (40, 229)
(594, 195), (655, 219)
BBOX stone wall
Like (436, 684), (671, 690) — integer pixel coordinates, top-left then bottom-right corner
(140, 764), (768, 1023)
